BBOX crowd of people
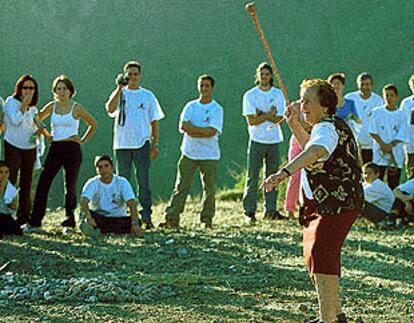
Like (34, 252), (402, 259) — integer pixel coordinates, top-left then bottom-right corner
(0, 61), (413, 238)
(0, 60), (412, 322)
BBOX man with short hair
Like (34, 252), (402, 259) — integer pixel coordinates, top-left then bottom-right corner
(344, 73), (384, 163)
(400, 74), (414, 178)
(105, 61), (164, 229)
(242, 62), (286, 223)
(79, 155), (142, 237)
(161, 75), (223, 229)
(361, 162), (395, 224)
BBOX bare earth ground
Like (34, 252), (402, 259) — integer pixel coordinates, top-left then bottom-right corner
(0, 197), (413, 322)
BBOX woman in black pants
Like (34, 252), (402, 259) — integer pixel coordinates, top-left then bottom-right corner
(4, 75), (41, 225)
(25, 75), (97, 233)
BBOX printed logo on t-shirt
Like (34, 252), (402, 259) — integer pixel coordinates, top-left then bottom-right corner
(204, 110), (210, 124)
(138, 103), (145, 110)
(393, 125), (398, 133)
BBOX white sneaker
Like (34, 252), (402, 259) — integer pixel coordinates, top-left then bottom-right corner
(62, 227), (75, 235)
(22, 225), (46, 234)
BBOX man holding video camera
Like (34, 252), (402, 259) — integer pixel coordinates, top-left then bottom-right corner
(105, 60), (164, 229)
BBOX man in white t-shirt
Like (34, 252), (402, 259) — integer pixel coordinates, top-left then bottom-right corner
(344, 73), (384, 163)
(369, 84), (407, 190)
(105, 61), (165, 229)
(79, 155), (142, 237)
(361, 163), (394, 224)
(242, 62), (286, 223)
(400, 74), (414, 178)
(161, 75), (223, 229)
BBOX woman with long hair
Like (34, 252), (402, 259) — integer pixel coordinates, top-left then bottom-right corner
(4, 74), (41, 225)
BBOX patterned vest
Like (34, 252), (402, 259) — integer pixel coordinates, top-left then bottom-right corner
(305, 116), (364, 216)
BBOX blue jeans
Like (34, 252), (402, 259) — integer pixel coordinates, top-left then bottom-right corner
(115, 141), (152, 222)
(242, 140), (280, 214)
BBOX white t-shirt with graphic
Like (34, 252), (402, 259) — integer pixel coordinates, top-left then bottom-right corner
(4, 97), (38, 149)
(344, 91), (384, 149)
(242, 86), (286, 144)
(81, 175), (135, 218)
(180, 99), (223, 160)
(400, 95), (414, 154)
(301, 122), (339, 200)
(110, 87), (165, 150)
(363, 178), (395, 213)
(368, 106), (407, 168)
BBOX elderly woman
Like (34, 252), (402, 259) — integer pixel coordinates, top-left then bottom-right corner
(25, 75), (97, 233)
(264, 79), (364, 323)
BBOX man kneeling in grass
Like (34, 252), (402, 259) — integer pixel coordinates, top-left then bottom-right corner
(79, 155), (142, 237)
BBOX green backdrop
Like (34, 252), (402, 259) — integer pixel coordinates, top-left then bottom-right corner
(1, 0), (413, 207)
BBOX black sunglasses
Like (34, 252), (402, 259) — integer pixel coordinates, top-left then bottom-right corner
(22, 86), (35, 90)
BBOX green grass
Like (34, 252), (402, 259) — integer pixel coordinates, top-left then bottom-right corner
(0, 197), (413, 322)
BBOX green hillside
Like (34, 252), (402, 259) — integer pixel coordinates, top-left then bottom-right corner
(1, 0), (413, 205)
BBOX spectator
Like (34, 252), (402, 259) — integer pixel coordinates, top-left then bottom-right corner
(400, 74), (414, 178)
(161, 75), (223, 229)
(4, 75), (42, 225)
(344, 73), (384, 163)
(105, 60), (165, 229)
(379, 178), (414, 229)
(369, 84), (407, 189)
(361, 162), (394, 224)
(0, 160), (22, 237)
(328, 73), (361, 123)
(25, 75), (97, 234)
(242, 62), (286, 223)
(79, 155), (142, 237)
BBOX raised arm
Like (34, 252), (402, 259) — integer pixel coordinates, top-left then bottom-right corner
(285, 101), (310, 148)
(105, 85), (124, 115)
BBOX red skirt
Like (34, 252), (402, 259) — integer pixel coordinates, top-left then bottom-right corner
(303, 203), (359, 277)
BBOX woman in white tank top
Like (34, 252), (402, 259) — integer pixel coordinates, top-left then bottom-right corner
(26, 75), (98, 233)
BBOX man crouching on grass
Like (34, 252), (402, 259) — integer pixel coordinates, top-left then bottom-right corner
(79, 155), (142, 237)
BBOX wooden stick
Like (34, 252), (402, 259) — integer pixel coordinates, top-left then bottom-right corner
(245, 2), (290, 106)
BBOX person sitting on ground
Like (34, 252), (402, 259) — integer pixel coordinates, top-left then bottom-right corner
(79, 155), (142, 237)
(379, 177), (414, 229)
(0, 161), (22, 237)
(361, 162), (394, 224)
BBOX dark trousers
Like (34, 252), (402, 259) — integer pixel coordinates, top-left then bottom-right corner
(361, 149), (373, 164)
(29, 141), (82, 227)
(390, 199), (414, 223)
(361, 202), (388, 223)
(0, 214), (23, 236)
(90, 210), (132, 234)
(375, 165), (401, 190)
(115, 141), (152, 222)
(4, 140), (36, 225)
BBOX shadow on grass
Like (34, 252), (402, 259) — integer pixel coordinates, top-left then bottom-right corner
(0, 228), (311, 321)
(1, 222), (411, 321)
